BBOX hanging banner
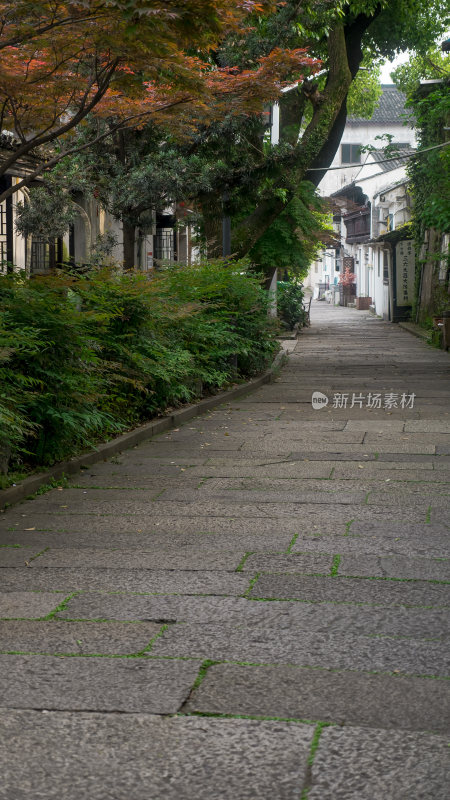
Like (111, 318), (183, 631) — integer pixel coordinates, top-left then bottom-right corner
(395, 240), (415, 306)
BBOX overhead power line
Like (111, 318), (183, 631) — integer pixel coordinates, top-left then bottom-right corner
(306, 140), (449, 171)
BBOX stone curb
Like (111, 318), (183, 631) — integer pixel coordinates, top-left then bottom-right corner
(0, 350), (287, 510)
(397, 322), (431, 343)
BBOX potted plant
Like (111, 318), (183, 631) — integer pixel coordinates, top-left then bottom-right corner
(339, 266), (356, 307)
(355, 293), (372, 310)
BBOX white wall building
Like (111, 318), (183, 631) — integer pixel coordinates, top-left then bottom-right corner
(307, 85), (416, 307)
(0, 168), (194, 275)
(319, 85), (416, 198)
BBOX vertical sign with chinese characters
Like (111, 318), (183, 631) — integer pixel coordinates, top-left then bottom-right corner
(395, 240), (415, 306)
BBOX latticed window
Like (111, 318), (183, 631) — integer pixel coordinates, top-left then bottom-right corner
(27, 236), (62, 275)
(29, 237), (49, 274)
(155, 228), (174, 261)
(0, 202), (8, 273)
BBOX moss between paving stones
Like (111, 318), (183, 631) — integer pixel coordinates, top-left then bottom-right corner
(180, 710), (336, 727)
(301, 722), (327, 800)
(235, 553), (253, 572)
(286, 533), (299, 553)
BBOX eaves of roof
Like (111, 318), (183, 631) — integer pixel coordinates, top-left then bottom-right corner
(370, 222), (413, 245)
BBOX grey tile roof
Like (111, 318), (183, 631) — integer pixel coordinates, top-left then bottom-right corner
(348, 84), (409, 125)
(369, 145), (416, 172)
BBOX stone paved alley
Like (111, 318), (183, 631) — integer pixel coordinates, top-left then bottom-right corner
(0, 302), (449, 799)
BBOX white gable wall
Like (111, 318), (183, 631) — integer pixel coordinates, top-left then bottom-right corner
(318, 122), (416, 198)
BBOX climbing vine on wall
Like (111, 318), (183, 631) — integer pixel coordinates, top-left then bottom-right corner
(407, 85), (450, 238)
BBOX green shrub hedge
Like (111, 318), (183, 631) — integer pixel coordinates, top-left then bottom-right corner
(0, 261), (278, 475)
(277, 281), (306, 329)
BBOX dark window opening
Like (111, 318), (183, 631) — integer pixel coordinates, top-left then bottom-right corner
(341, 144), (362, 164)
(383, 250), (389, 282)
(155, 228), (175, 262)
(0, 176), (13, 271)
(0, 202), (8, 272)
(28, 237), (64, 274)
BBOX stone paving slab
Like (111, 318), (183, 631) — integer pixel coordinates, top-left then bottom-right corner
(0, 620), (162, 655)
(426, 507), (448, 524)
(367, 489), (448, 506)
(129, 501), (430, 523)
(405, 420), (450, 432)
(1, 512), (305, 536)
(8, 502), (430, 526)
(247, 431), (367, 443)
(308, 726), (450, 800)
(281, 407), (422, 420)
(434, 460), (450, 470)
(369, 486), (449, 503)
(294, 453), (444, 463)
(163, 488), (367, 505)
(242, 553), (334, 574)
(33, 547), (244, 572)
(187, 462), (335, 478)
(55, 592), (449, 637)
(86, 455), (211, 465)
(56, 593), (301, 623)
(217, 420), (348, 433)
(0, 546), (45, 566)
(73, 463), (193, 476)
(338, 554), (450, 581)
(344, 420), (406, 431)
(290, 533), (449, 558)
(0, 592), (61, 619)
(0, 655), (201, 713)
(123, 445), (245, 458)
(185, 663), (449, 732)
(200, 477), (449, 494)
(241, 441), (437, 454)
(0, 529), (295, 552)
(6, 498), (360, 518)
(349, 521), (449, 537)
(0, 568), (250, 595)
(333, 467), (440, 481)
(364, 433), (450, 446)
(150, 623), (447, 675)
(189, 465), (449, 483)
(0, 710), (313, 800)
(69, 474), (200, 489)
(250, 574), (450, 607)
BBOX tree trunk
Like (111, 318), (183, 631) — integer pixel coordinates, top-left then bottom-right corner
(231, 23), (353, 257)
(230, 10), (380, 259)
(122, 221), (136, 270)
(200, 192), (225, 258)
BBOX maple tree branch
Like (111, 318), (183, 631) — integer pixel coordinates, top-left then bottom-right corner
(26, 47), (88, 83)
(0, 59), (120, 179)
(0, 10), (109, 52)
(0, 96), (194, 204)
